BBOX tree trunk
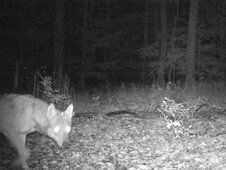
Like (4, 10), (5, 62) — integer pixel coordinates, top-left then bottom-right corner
(171, 0), (179, 82)
(185, 0), (199, 90)
(158, 0), (167, 86)
(142, 0), (149, 83)
(221, 1), (226, 82)
(17, 2), (24, 93)
(152, 2), (159, 43)
(54, 0), (65, 90)
(80, 0), (88, 90)
(13, 62), (19, 92)
(144, 1), (148, 47)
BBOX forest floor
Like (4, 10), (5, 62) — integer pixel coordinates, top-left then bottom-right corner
(1, 83), (226, 170)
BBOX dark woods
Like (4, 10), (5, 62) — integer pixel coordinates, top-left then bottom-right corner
(0, 0), (225, 94)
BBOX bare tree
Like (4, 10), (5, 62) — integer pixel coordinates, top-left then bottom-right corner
(185, 0), (200, 90)
(142, 0), (149, 83)
(80, 0), (88, 90)
(53, 0), (65, 90)
(158, 0), (167, 86)
(144, 0), (148, 47)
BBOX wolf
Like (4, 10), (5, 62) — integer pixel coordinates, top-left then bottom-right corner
(0, 94), (74, 169)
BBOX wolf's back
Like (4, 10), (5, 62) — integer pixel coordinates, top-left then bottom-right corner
(0, 94), (49, 135)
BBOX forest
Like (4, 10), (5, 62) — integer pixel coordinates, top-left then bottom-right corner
(1, 0), (226, 169)
(1, 0), (225, 93)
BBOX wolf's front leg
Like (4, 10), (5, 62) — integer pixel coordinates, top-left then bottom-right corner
(8, 133), (30, 170)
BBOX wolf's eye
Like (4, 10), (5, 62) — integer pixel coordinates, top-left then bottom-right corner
(65, 126), (71, 133)
(54, 126), (60, 133)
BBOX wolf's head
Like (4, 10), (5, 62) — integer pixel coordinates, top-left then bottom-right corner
(46, 103), (74, 147)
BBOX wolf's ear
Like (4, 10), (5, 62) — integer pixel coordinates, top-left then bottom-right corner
(64, 104), (74, 118)
(47, 103), (57, 119)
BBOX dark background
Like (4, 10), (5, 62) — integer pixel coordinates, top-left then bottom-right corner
(0, 0), (225, 93)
